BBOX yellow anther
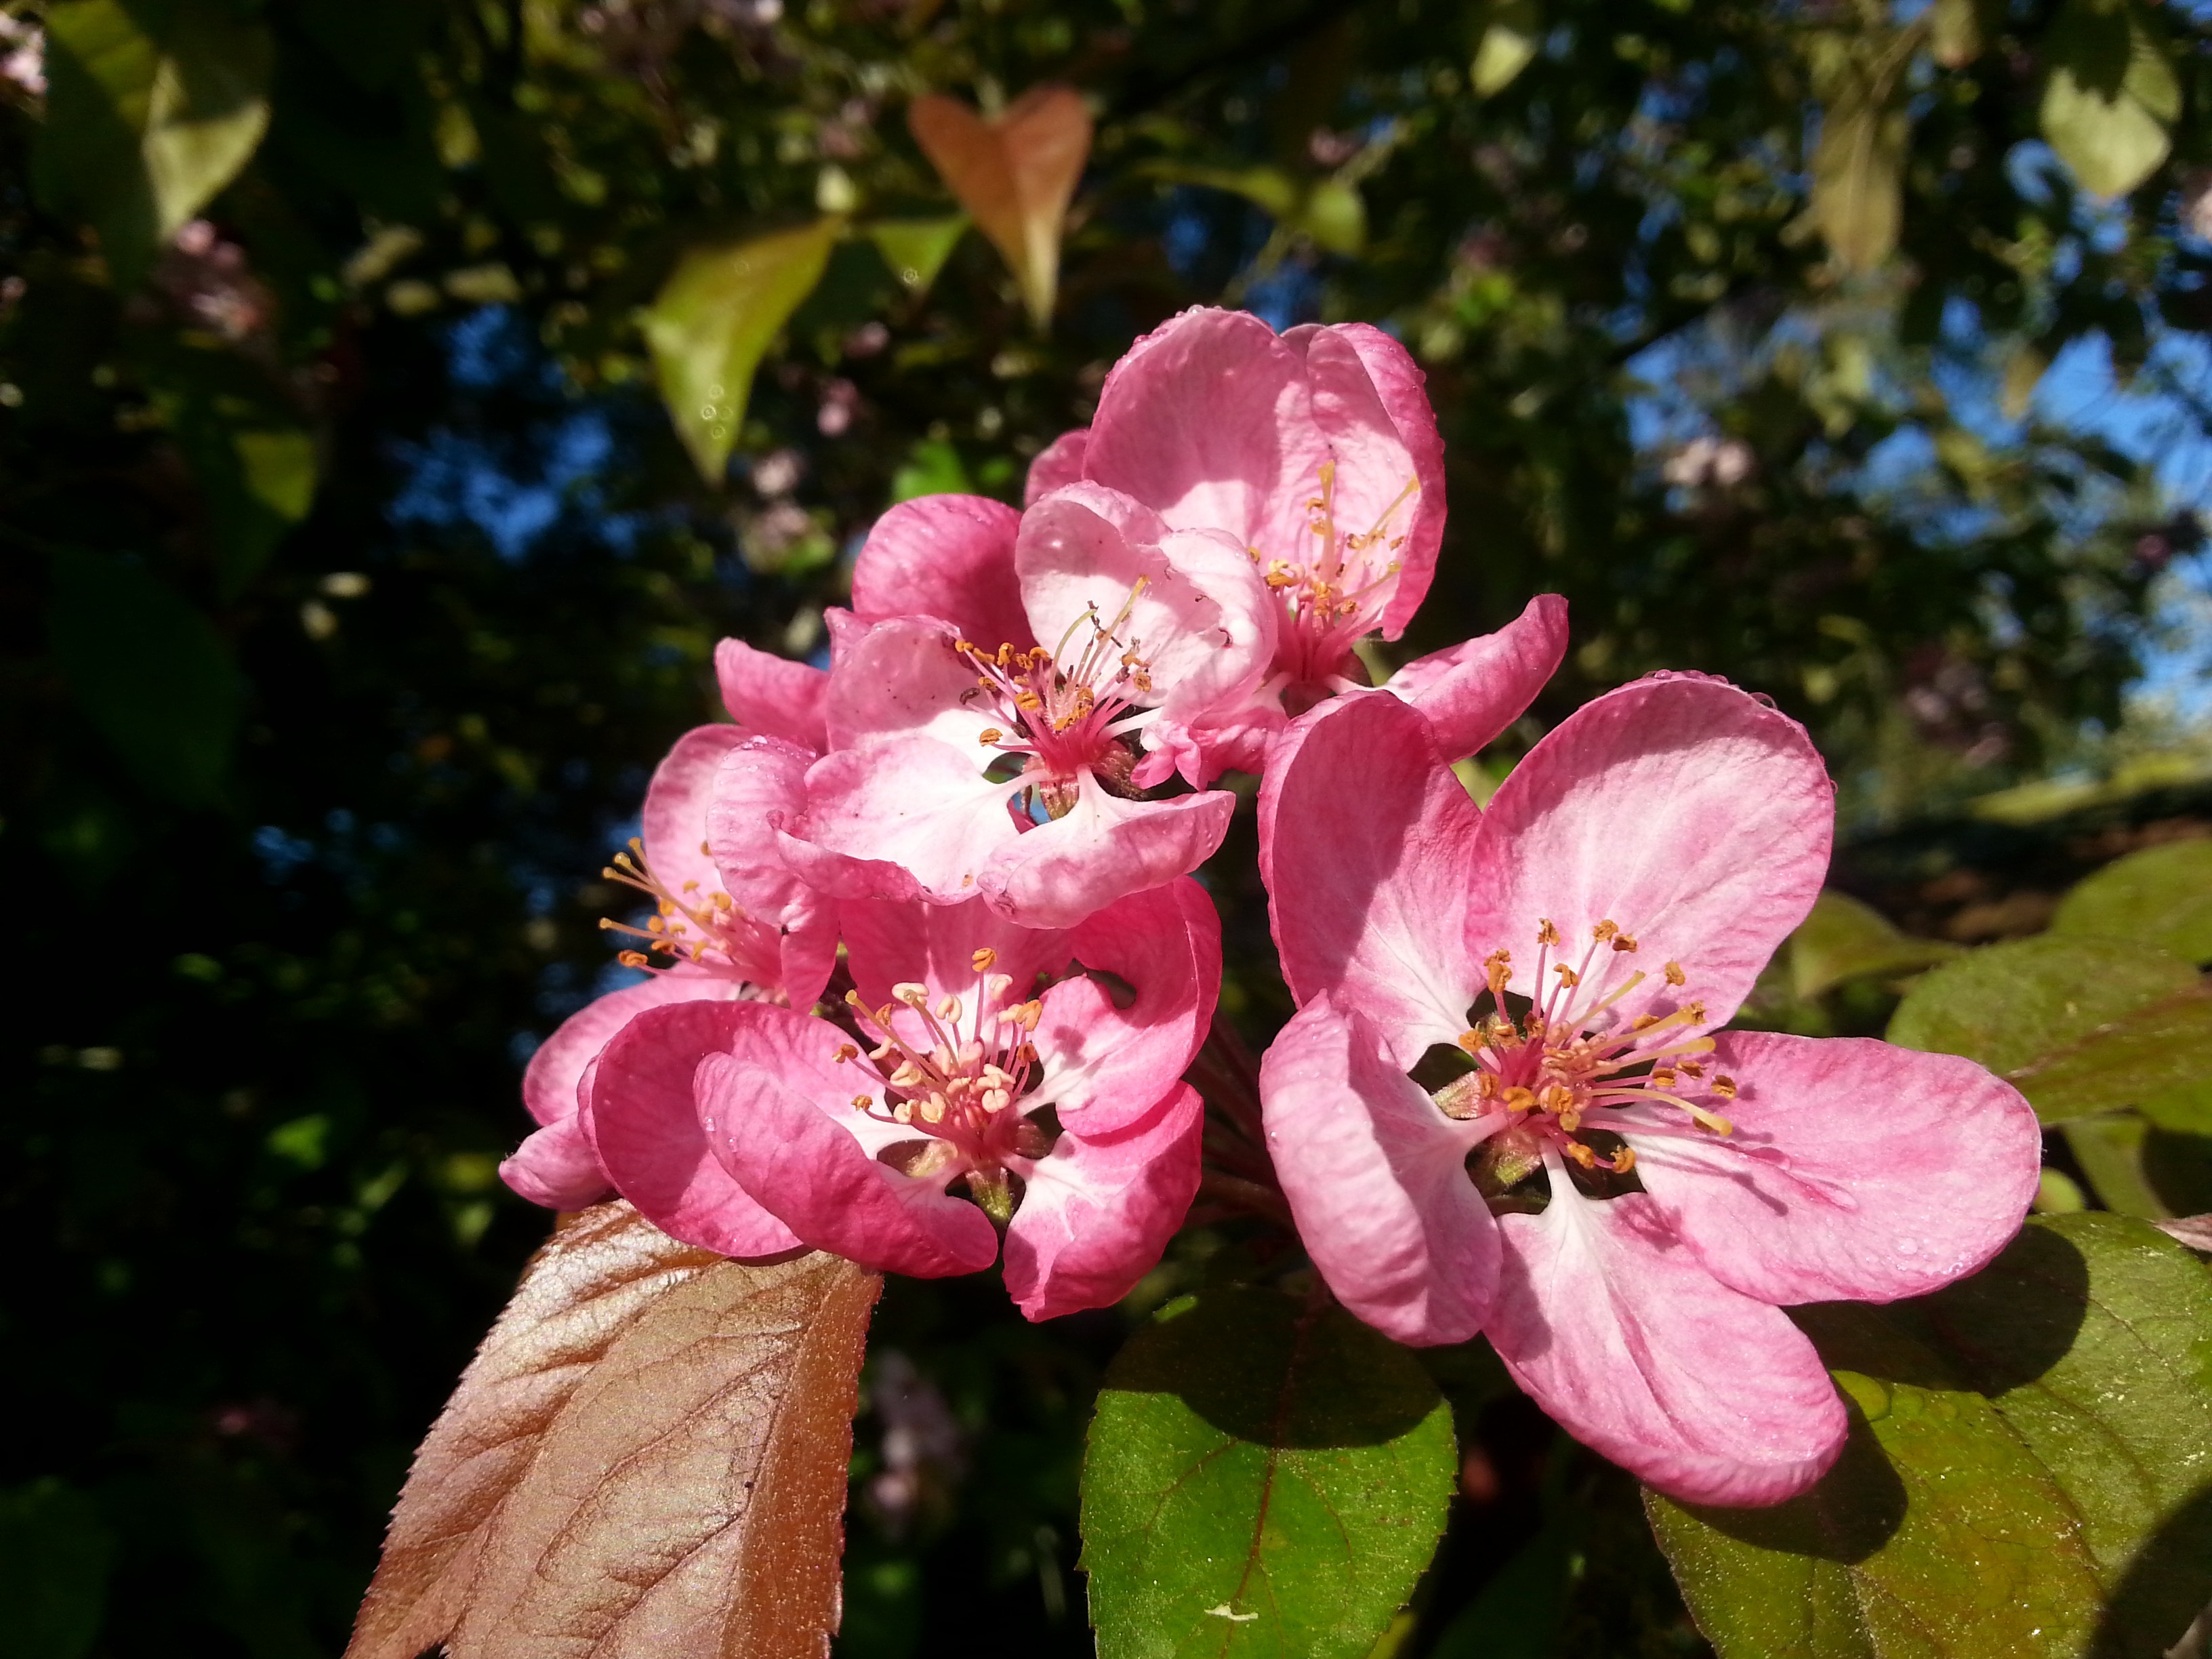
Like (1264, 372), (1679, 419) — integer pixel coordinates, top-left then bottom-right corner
(1712, 1075), (1738, 1101)
(1612, 933), (1639, 954)
(1612, 1145), (1637, 1174)
(893, 982), (930, 1007)
(834, 1044), (859, 1065)
(971, 947), (998, 972)
(1593, 920), (1619, 943)
(851, 1094), (874, 1110)
(920, 1096), (947, 1124)
(1554, 964), (1580, 988)
(1565, 1141), (1598, 1169)
(1650, 1068), (1676, 1089)
(1502, 1086), (1537, 1113)
(1537, 919), (1561, 945)
(1457, 1028), (1486, 1055)
(1664, 962), (1686, 986)
(978, 728), (1004, 745)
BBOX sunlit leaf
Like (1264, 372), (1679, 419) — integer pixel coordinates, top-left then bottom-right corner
(1652, 1215), (2212, 1659)
(1929, 0), (1992, 69)
(1145, 163), (1366, 255)
(908, 85), (1091, 330)
(2040, 0), (2179, 199)
(1471, 0), (1542, 97)
(644, 219), (840, 485)
(346, 1202), (879, 1659)
(1887, 935), (2203, 1122)
(1080, 1287), (1455, 1659)
(2051, 839), (2212, 966)
(1807, 45), (1910, 272)
(1788, 890), (1961, 1000)
(47, 547), (243, 807)
(862, 215), (969, 293)
(38, 0), (272, 287)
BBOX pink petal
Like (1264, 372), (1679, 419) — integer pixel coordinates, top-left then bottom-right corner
(1488, 1184), (1847, 1507)
(1629, 1031), (2041, 1306)
(499, 1114), (613, 1210)
(1002, 1082), (1204, 1321)
(698, 1051), (1001, 1278)
(1024, 428), (1090, 505)
(704, 733), (819, 919)
(714, 638), (829, 750)
(799, 734), (1025, 904)
(976, 772), (1234, 929)
(1258, 690), (1482, 1067)
(1017, 484), (1277, 728)
(581, 999), (802, 1259)
(824, 615), (1000, 751)
(841, 895), (1073, 1019)
(1385, 595), (1568, 761)
(1282, 322), (1445, 640)
(850, 493), (1031, 649)
(1085, 307), (1330, 559)
(1033, 877), (1221, 1132)
(1258, 997), (1496, 1346)
(522, 970), (749, 1126)
(643, 725), (747, 905)
(1465, 674), (1833, 1034)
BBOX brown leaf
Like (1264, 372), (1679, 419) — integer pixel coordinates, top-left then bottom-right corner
(346, 1201), (880, 1659)
(908, 85), (1091, 329)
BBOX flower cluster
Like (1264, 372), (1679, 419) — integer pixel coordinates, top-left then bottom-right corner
(500, 306), (2040, 1504)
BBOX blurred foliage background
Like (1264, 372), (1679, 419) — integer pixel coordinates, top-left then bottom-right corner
(5, 0), (2212, 1653)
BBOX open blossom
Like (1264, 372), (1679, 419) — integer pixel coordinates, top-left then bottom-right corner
(1255, 675), (2040, 1505)
(1027, 306), (1450, 760)
(497, 715), (836, 1210)
(744, 486), (1272, 927)
(576, 881), (1220, 1320)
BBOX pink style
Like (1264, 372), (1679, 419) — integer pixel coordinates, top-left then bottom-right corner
(573, 880), (1219, 1322)
(1255, 673), (2041, 1507)
(735, 487), (1273, 929)
(497, 701), (836, 1213)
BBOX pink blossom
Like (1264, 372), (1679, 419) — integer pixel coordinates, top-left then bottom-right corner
(1255, 676), (2041, 1506)
(498, 724), (836, 1210)
(752, 485), (1271, 926)
(585, 881), (1220, 1320)
(1030, 306), (1448, 744)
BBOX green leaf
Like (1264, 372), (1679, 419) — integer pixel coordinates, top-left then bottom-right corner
(1080, 1288), (1456, 1659)
(862, 216), (969, 294)
(1788, 890), (1962, 1000)
(1887, 935), (2203, 1121)
(2040, 1), (2179, 199)
(0, 1479), (115, 1659)
(1809, 68), (1910, 272)
(1471, 1), (1542, 98)
(1929, 0), (1992, 68)
(2142, 1078), (2212, 1136)
(2064, 1115), (2168, 1217)
(643, 220), (840, 486)
(47, 547), (243, 806)
(1652, 1215), (2212, 1659)
(2051, 840), (2212, 966)
(38, 0), (272, 287)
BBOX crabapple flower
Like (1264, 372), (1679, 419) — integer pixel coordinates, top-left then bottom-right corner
(1255, 676), (2041, 1507)
(497, 722), (836, 1211)
(750, 485), (1271, 926)
(1031, 306), (1448, 756)
(581, 880), (1221, 1321)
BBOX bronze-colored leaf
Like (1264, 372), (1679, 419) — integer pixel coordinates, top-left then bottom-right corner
(346, 1201), (880, 1659)
(908, 85), (1091, 329)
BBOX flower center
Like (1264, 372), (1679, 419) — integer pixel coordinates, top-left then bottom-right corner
(1257, 461), (1418, 681)
(956, 581), (1154, 816)
(1432, 918), (1739, 1197)
(832, 947), (1053, 1217)
(600, 837), (782, 984)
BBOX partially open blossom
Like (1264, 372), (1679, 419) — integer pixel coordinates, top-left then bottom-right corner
(1031, 306), (1450, 759)
(580, 880), (1220, 1320)
(497, 722), (836, 1210)
(748, 486), (1267, 926)
(1255, 676), (2041, 1506)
